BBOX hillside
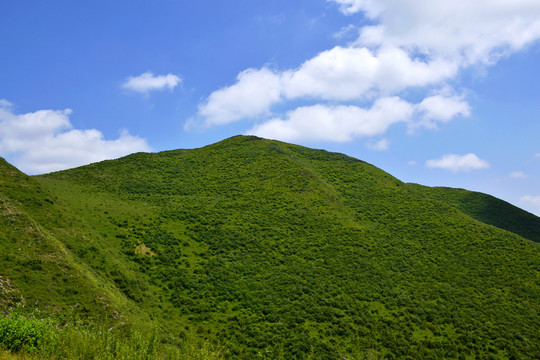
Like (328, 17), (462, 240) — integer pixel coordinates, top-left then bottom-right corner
(1, 135), (539, 359)
(0, 158), (149, 327)
(406, 183), (540, 243)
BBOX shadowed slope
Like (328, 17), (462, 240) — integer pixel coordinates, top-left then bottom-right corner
(406, 183), (540, 242)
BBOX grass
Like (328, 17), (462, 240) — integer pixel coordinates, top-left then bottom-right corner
(0, 307), (224, 360)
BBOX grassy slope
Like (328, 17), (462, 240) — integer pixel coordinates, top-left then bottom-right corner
(405, 183), (540, 243)
(2, 135), (536, 359)
(0, 158), (150, 329)
(0, 158), (225, 358)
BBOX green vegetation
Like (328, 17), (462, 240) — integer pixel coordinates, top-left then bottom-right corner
(0, 309), (52, 353)
(0, 307), (224, 359)
(0, 157), (144, 326)
(1, 135), (539, 358)
(406, 183), (540, 243)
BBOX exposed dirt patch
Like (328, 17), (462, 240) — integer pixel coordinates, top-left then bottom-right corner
(135, 243), (156, 257)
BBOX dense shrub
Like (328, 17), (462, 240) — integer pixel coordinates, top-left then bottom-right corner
(0, 309), (52, 352)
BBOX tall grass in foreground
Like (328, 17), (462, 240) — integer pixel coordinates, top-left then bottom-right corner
(0, 308), (224, 360)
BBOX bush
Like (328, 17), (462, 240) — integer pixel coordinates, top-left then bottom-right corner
(0, 310), (53, 352)
(0, 308), (225, 360)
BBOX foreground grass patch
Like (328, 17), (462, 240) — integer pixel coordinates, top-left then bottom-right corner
(0, 308), (224, 360)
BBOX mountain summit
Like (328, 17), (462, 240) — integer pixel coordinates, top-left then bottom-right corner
(1, 136), (539, 359)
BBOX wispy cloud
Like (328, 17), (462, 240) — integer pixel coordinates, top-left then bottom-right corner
(425, 153), (490, 172)
(521, 195), (540, 205)
(329, 0), (370, 16)
(333, 24), (359, 40)
(0, 100), (151, 174)
(509, 171), (528, 178)
(520, 195), (540, 216)
(367, 138), (390, 151)
(123, 72), (181, 94)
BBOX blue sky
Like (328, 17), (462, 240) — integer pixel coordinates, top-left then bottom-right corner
(1, 0), (539, 216)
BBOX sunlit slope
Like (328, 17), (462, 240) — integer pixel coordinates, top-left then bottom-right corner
(0, 158), (149, 327)
(34, 136), (539, 359)
(406, 183), (540, 243)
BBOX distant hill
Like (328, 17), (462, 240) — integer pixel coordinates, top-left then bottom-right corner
(406, 183), (540, 243)
(1, 135), (539, 359)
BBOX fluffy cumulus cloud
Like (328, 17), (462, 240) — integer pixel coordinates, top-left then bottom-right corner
(192, 0), (540, 143)
(334, 0), (540, 65)
(248, 97), (414, 142)
(247, 94), (470, 143)
(425, 153), (490, 172)
(413, 92), (471, 130)
(282, 46), (457, 100)
(123, 72), (181, 93)
(197, 68), (282, 126)
(0, 100), (152, 174)
(195, 46), (458, 130)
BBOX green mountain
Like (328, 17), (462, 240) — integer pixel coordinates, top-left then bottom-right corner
(1, 135), (539, 359)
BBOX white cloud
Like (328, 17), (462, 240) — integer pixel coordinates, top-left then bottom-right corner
(247, 97), (413, 142)
(520, 195), (540, 216)
(197, 68), (283, 126)
(0, 100), (152, 174)
(329, 0), (376, 16)
(425, 153), (490, 172)
(521, 195), (540, 205)
(195, 47), (457, 127)
(283, 46), (457, 100)
(366, 138), (390, 151)
(122, 72), (181, 93)
(333, 24), (359, 39)
(0, 99), (13, 109)
(510, 171), (528, 178)
(193, 0), (540, 144)
(535, 153), (540, 158)
(245, 93), (470, 143)
(332, 0), (540, 65)
(414, 92), (471, 129)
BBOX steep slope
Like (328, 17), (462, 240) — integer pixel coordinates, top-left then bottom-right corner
(0, 158), (150, 328)
(406, 183), (540, 243)
(21, 135), (540, 359)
